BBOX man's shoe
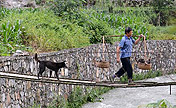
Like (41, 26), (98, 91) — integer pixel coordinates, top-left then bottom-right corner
(128, 79), (134, 84)
(110, 74), (120, 83)
(110, 74), (116, 83)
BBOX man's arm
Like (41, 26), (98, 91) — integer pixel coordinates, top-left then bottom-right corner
(116, 46), (121, 63)
(134, 34), (144, 45)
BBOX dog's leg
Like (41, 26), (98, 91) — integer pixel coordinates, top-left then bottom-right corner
(38, 64), (45, 79)
(55, 71), (59, 80)
(50, 70), (52, 78)
(38, 73), (40, 79)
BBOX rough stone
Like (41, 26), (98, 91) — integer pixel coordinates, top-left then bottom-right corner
(16, 104), (21, 108)
(2, 94), (5, 102)
(6, 93), (11, 105)
(0, 0), (37, 8)
(0, 40), (176, 107)
(9, 79), (15, 87)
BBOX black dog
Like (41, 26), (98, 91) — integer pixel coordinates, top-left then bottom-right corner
(34, 53), (67, 80)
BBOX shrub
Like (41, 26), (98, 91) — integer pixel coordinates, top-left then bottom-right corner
(51, 0), (84, 16)
(139, 99), (174, 108)
(84, 18), (114, 44)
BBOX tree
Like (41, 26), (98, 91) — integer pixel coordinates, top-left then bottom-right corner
(151, 0), (174, 26)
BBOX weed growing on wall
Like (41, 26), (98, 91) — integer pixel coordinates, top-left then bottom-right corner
(46, 86), (112, 108)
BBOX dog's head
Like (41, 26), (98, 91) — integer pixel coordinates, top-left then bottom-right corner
(61, 61), (68, 68)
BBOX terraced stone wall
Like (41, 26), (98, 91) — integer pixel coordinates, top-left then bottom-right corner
(0, 40), (176, 107)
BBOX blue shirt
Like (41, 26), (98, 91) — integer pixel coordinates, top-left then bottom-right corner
(119, 35), (135, 58)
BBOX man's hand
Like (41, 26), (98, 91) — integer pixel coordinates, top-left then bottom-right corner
(116, 46), (120, 63)
(139, 34), (144, 38)
(117, 58), (120, 63)
(135, 34), (144, 44)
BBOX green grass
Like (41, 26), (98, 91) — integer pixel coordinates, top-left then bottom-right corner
(150, 25), (176, 40)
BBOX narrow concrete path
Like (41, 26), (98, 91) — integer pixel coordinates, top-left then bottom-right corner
(82, 75), (176, 108)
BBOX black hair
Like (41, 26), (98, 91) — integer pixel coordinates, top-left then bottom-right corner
(125, 27), (133, 34)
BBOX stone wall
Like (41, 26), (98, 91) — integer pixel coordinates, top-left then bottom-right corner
(0, 77), (89, 108)
(0, 40), (176, 81)
(0, 0), (37, 8)
(0, 40), (176, 107)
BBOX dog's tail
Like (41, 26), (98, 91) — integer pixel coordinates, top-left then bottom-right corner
(34, 53), (40, 62)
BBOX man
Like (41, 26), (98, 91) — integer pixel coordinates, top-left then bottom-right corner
(112, 27), (144, 84)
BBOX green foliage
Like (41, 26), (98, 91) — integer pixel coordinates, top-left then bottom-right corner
(76, 9), (114, 43)
(150, 25), (176, 40)
(29, 103), (41, 108)
(0, 2), (175, 55)
(139, 99), (174, 108)
(0, 20), (23, 45)
(35, 0), (53, 5)
(0, 7), (153, 54)
(51, 0), (84, 16)
(48, 95), (69, 108)
(0, 20), (29, 55)
(121, 70), (162, 83)
(84, 17), (113, 44)
(0, 43), (9, 56)
(47, 86), (112, 108)
(77, 8), (150, 43)
(151, 0), (174, 10)
(168, 10), (176, 25)
(67, 86), (86, 108)
(151, 0), (175, 26)
(0, 8), (10, 19)
(168, 17), (176, 25)
(0, 8), (90, 52)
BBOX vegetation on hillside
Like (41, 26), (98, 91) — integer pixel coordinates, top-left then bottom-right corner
(0, 0), (175, 55)
(0, 0), (175, 107)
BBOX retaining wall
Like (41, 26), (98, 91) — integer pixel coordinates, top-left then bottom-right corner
(0, 40), (176, 107)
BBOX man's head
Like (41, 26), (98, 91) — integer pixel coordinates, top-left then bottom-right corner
(125, 27), (133, 37)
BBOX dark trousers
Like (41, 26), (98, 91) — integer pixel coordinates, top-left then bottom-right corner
(115, 57), (133, 79)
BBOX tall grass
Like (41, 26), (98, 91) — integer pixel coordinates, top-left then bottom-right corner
(0, 8), (90, 53)
(150, 25), (176, 40)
